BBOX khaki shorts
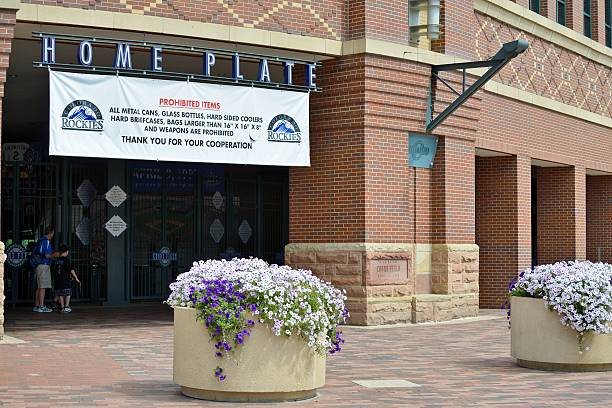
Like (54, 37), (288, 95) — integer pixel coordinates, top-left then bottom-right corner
(35, 264), (52, 289)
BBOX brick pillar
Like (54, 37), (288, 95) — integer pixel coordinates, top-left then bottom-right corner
(476, 155), (531, 309)
(541, 0), (552, 19)
(428, 135), (478, 314)
(574, 165), (587, 260)
(592, 0), (607, 44)
(535, 165), (587, 264)
(288, 54), (480, 325)
(586, 175), (612, 262)
(0, 6), (17, 340)
(565, 0), (585, 33)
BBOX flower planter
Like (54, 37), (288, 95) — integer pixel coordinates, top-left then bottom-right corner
(173, 307), (326, 402)
(511, 297), (612, 371)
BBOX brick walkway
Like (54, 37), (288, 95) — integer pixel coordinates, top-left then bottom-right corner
(1, 305), (610, 407)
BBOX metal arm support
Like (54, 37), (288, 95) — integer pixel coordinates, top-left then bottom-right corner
(425, 39), (528, 133)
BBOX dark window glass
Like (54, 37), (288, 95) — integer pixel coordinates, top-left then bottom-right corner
(584, 0), (592, 38)
(530, 0), (540, 14)
(606, 0), (612, 47)
(557, 0), (566, 26)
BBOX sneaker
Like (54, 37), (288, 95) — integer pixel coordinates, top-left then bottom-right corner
(63, 307), (72, 313)
(32, 306), (40, 312)
(39, 306), (53, 313)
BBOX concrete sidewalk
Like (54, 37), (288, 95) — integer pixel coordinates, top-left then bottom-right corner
(1, 304), (610, 407)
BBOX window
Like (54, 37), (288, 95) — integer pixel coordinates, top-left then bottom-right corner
(584, 0), (592, 38)
(557, 0), (567, 26)
(530, 0), (541, 14)
(606, 0), (612, 47)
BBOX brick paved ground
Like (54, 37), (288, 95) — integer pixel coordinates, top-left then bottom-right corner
(1, 304), (610, 407)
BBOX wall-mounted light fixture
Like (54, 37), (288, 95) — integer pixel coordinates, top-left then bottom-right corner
(409, 0), (441, 44)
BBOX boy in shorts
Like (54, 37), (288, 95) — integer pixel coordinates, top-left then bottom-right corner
(53, 244), (81, 313)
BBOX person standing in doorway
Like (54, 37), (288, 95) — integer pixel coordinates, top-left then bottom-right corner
(31, 226), (58, 312)
(53, 244), (80, 313)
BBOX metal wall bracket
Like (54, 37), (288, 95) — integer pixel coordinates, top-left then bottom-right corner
(425, 39), (529, 133)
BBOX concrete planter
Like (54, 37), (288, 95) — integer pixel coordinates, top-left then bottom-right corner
(173, 307), (325, 402)
(511, 296), (612, 371)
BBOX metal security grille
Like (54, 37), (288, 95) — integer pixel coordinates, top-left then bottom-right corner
(130, 165), (164, 300)
(69, 164), (107, 303)
(130, 165), (197, 300)
(262, 181), (287, 264)
(129, 163), (288, 301)
(1, 161), (60, 305)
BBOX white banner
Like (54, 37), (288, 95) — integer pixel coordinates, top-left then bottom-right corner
(49, 71), (310, 166)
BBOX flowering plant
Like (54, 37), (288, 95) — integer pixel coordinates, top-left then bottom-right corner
(509, 261), (612, 351)
(166, 258), (348, 380)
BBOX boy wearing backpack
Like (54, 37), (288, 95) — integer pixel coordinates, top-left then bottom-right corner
(31, 226), (59, 313)
(53, 244), (80, 313)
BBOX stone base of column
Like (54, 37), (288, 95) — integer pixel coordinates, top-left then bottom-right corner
(285, 243), (479, 326)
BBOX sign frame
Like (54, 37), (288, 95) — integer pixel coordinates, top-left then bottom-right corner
(408, 133), (439, 169)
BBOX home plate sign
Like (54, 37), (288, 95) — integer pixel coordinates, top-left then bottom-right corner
(105, 215), (127, 237)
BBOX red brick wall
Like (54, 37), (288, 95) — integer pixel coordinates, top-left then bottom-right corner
(476, 156), (517, 308)
(535, 166), (586, 264)
(586, 175), (612, 262)
(22, 0), (346, 40)
(290, 53), (479, 244)
(289, 54), (429, 244)
(592, 0), (607, 44)
(289, 55), (366, 243)
(346, 0), (366, 40)
(477, 92), (612, 169)
(566, 0), (583, 32)
(363, 0), (409, 43)
(432, 136), (476, 244)
(0, 9), (13, 101)
(476, 155), (531, 308)
(541, 0), (552, 18)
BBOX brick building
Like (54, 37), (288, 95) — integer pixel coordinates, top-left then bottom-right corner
(1, 0), (612, 335)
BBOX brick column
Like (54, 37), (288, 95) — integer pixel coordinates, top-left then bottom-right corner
(0, 6), (17, 340)
(424, 135), (479, 317)
(476, 155), (531, 308)
(535, 165), (587, 264)
(288, 54), (480, 325)
(574, 164), (587, 260)
(586, 175), (612, 262)
(541, 0), (552, 19)
(565, 0), (585, 33)
(592, 0), (607, 45)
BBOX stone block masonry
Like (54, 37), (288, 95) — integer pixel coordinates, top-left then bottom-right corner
(286, 243), (479, 325)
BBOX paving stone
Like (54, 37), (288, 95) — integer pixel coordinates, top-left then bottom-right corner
(0, 304), (610, 407)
